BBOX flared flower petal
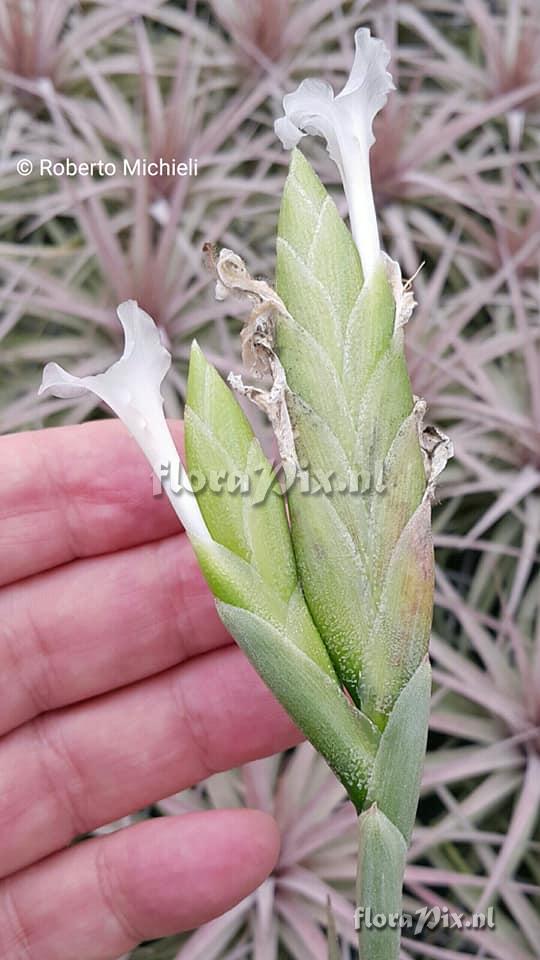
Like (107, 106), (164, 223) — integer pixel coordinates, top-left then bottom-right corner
(274, 27), (394, 279)
(39, 300), (210, 541)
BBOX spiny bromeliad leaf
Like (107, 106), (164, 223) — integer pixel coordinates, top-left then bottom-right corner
(275, 149), (433, 726)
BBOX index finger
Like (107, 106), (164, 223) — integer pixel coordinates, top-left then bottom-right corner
(0, 420), (183, 586)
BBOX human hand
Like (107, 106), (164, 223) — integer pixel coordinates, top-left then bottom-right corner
(0, 421), (299, 960)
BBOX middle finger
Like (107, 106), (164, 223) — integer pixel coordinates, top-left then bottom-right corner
(0, 644), (300, 879)
(0, 533), (228, 736)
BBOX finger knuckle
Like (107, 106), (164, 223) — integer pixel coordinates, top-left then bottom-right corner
(0, 886), (33, 960)
(31, 713), (87, 838)
(94, 843), (144, 945)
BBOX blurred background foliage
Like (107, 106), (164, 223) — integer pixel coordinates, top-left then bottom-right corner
(1, 1), (539, 958)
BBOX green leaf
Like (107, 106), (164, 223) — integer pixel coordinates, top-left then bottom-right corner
(356, 805), (407, 960)
(365, 658), (431, 844)
(217, 600), (380, 809)
(277, 313), (355, 458)
(276, 148), (430, 709)
(185, 342), (337, 680)
(186, 340), (296, 602)
(368, 412), (426, 596)
(186, 339), (253, 464)
(193, 536), (337, 677)
(353, 338), (415, 471)
(192, 538), (286, 625)
(286, 393), (369, 544)
(343, 259), (396, 418)
(276, 237), (343, 371)
(358, 500), (434, 724)
(287, 482), (372, 696)
(277, 149), (363, 346)
(184, 406), (250, 561)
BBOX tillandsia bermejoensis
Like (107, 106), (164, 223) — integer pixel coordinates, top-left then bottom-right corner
(40, 27), (452, 960)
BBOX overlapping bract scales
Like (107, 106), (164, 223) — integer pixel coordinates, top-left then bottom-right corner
(185, 341), (380, 808)
(275, 148), (433, 727)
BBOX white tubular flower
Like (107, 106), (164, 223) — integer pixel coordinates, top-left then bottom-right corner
(39, 300), (211, 542)
(274, 27), (394, 279)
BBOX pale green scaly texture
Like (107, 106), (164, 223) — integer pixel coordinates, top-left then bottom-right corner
(185, 149), (435, 960)
(356, 805), (407, 960)
(365, 657), (431, 845)
(275, 149), (434, 960)
(185, 341), (380, 809)
(275, 148), (433, 730)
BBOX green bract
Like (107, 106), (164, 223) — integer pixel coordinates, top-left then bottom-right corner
(185, 340), (380, 810)
(184, 147), (437, 960)
(276, 149), (432, 727)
